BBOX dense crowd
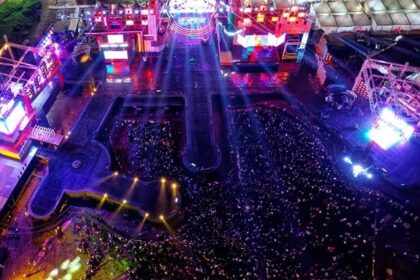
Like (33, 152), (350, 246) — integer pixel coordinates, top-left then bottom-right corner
(85, 106), (420, 279)
(110, 120), (178, 181)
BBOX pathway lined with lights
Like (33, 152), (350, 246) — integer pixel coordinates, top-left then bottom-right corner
(175, 36), (222, 172)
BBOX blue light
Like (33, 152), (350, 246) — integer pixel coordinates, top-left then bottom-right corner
(344, 156), (373, 179)
(352, 165), (364, 177)
(106, 64), (115, 74)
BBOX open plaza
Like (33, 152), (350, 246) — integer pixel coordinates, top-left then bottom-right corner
(0, 0), (419, 279)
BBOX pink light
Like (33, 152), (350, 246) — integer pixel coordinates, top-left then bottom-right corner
(243, 18), (252, 26)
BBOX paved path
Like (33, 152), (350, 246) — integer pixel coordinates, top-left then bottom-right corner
(166, 36), (222, 172)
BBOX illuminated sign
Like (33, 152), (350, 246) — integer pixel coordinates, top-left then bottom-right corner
(168, 0), (216, 13)
(236, 33), (286, 48)
(178, 17), (207, 27)
(107, 34), (124, 44)
(0, 101), (28, 135)
(100, 43), (129, 48)
(103, 50), (128, 60)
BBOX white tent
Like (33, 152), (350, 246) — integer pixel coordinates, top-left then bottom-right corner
(312, 0), (420, 33)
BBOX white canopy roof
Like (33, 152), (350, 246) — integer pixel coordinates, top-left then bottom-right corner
(312, 0), (420, 32)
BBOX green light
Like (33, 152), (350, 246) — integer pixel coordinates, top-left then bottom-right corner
(45, 256), (82, 279)
(60, 259), (70, 270)
(68, 257), (82, 273)
(48, 268), (59, 277)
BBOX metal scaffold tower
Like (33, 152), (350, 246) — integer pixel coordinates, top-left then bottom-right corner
(352, 58), (420, 128)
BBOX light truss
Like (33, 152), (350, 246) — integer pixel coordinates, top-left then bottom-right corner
(0, 30), (61, 159)
(0, 35), (61, 101)
(352, 58), (420, 127)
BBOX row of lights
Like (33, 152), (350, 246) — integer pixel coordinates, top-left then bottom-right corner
(101, 192), (154, 219)
(90, 87), (97, 96)
(108, 174), (178, 221)
(160, 177), (178, 190)
(113, 171), (140, 183)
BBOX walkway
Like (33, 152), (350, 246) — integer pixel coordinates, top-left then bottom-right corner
(169, 35), (222, 172)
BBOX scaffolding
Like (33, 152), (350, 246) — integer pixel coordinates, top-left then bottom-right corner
(0, 30), (61, 159)
(352, 58), (420, 127)
(0, 31), (61, 101)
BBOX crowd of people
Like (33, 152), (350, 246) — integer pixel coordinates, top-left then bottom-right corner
(110, 119), (179, 181)
(83, 106), (420, 279)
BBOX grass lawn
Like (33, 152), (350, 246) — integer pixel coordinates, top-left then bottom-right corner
(0, 0), (41, 43)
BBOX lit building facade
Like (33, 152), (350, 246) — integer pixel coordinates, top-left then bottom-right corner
(85, 1), (166, 61)
(220, 0), (312, 66)
(0, 30), (61, 159)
